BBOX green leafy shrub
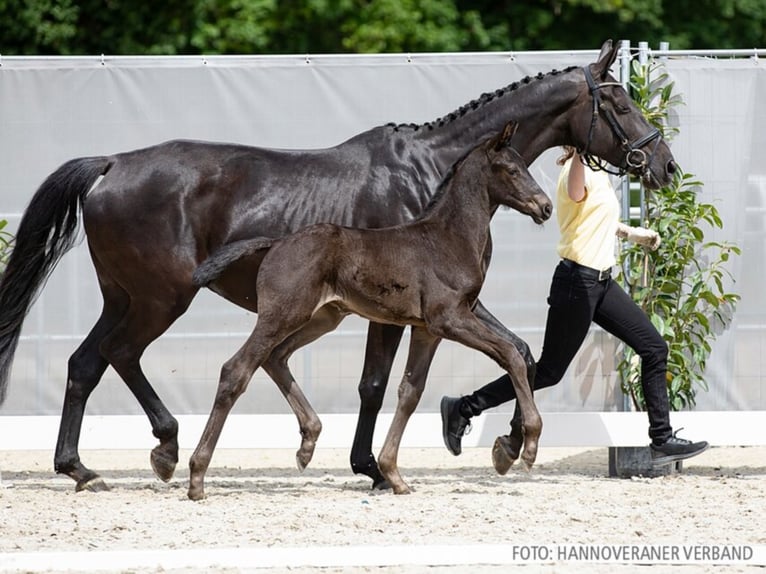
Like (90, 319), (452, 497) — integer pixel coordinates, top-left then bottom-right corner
(617, 59), (741, 411)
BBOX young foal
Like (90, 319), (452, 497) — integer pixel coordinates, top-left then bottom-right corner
(188, 124), (552, 498)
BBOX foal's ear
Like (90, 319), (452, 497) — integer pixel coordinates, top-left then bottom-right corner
(492, 121), (519, 151)
(593, 39), (618, 79)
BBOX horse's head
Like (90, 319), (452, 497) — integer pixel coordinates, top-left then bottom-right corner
(486, 123), (553, 224)
(569, 40), (676, 189)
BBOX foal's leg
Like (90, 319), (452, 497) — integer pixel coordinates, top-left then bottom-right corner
(262, 306), (347, 471)
(188, 310), (307, 500)
(473, 301), (535, 467)
(377, 327), (441, 494)
(491, 402), (526, 475)
(428, 305), (542, 468)
(350, 322), (406, 489)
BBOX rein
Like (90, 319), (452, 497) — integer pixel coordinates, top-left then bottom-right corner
(579, 65), (662, 178)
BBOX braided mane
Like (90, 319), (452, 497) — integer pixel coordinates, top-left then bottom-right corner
(386, 66), (577, 132)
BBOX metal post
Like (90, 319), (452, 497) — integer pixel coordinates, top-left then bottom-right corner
(638, 42), (649, 224)
(659, 41), (669, 59)
(618, 40), (632, 412)
(619, 40), (632, 226)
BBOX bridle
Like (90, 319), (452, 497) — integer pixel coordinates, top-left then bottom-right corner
(578, 65), (662, 178)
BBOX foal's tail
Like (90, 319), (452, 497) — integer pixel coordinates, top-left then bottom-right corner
(0, 156), (110, 404)
(192, 238), (276, 288)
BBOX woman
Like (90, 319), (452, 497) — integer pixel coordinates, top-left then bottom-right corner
(440, 147), (708, 468)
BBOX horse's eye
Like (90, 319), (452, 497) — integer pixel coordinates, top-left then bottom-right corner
(615, 103), (631, 114)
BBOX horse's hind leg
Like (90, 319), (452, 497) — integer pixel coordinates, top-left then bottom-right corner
(97, 294), (193, 484)
(54, 274), (189, 490)
(189, 312), (302, 500)
(262, 306), (347, 471)
(351, 322), (405, 489)
(55, 311), (119, 492)
(377, 327), (441, 494)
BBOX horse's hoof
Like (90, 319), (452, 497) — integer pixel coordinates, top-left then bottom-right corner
(187, 487), (206, 501)
(352, 456), (390, 490)
(75, 476), (110, 493)
(492, 435), (518, 476)
(150, 446), (178, 483)
(521, 450), (537, 471)
(507, 431), (524, 460)
(295, 453), (310, 473)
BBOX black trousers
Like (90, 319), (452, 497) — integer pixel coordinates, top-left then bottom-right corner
(462, 259), (672, 445)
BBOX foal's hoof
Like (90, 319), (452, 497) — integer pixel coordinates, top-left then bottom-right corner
(187, 486), (206, 501)
(75, 476), (110, 493)
(295, 452), (311, 472)
(392, 484), (412, 495)
(295, 446), (316, 472)
(491, 435), (519, 476)
(521, 449), (537, 471)
(371, 476), (391, 491)
(150, 445), (178, 483)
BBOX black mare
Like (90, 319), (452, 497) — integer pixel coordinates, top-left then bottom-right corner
(0, 40), (675, 492)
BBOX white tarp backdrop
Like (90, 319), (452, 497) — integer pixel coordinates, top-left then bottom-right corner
(0, 47), (762, 423)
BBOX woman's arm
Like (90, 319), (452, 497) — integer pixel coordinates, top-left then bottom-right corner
(567, 154), (587, 203)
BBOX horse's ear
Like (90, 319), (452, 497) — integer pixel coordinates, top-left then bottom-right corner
(492, 121), (518, 151)
(593, 39), (618, 79)
(502, 121), (518, 143)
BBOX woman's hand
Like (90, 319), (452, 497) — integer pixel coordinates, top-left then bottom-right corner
(616, 222), (661, 251)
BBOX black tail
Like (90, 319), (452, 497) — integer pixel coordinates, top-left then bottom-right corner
(192, 238), (276, 288)
(0, 156), (110, 404)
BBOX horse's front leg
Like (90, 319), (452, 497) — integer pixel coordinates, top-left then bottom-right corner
(473, 300), (536, 384)
(473, 300), (535, 473)
(377, 327), (441, 494)
(429, 305), (542, 468)
(350, 322), (405, 489)
(492, 403), (525, 475)
(262, 306), (347, 471)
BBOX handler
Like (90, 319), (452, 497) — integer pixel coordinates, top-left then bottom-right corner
(441, 146), (709, 469)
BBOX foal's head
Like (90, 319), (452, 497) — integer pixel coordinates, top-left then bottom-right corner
(484, 123), (552, 224)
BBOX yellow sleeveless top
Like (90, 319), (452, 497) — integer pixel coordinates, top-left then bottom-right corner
(555, 158), (619, 271)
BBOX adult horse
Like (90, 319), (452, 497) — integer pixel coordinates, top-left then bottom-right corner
(188, 125), (551, 498)
(0, 40), (675, 492)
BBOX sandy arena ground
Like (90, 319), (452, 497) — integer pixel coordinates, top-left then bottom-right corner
(1, 445), (764, 573)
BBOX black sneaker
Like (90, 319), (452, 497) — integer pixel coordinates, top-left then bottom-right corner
(650, 429), (709, 467)
(440, 396), (471, 456)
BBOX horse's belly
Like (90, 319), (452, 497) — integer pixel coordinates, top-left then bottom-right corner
(337, 293), (425, 328)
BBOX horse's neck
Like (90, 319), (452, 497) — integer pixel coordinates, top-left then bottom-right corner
(422, 155), (493, 251)
(413, 70), (579, 168)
